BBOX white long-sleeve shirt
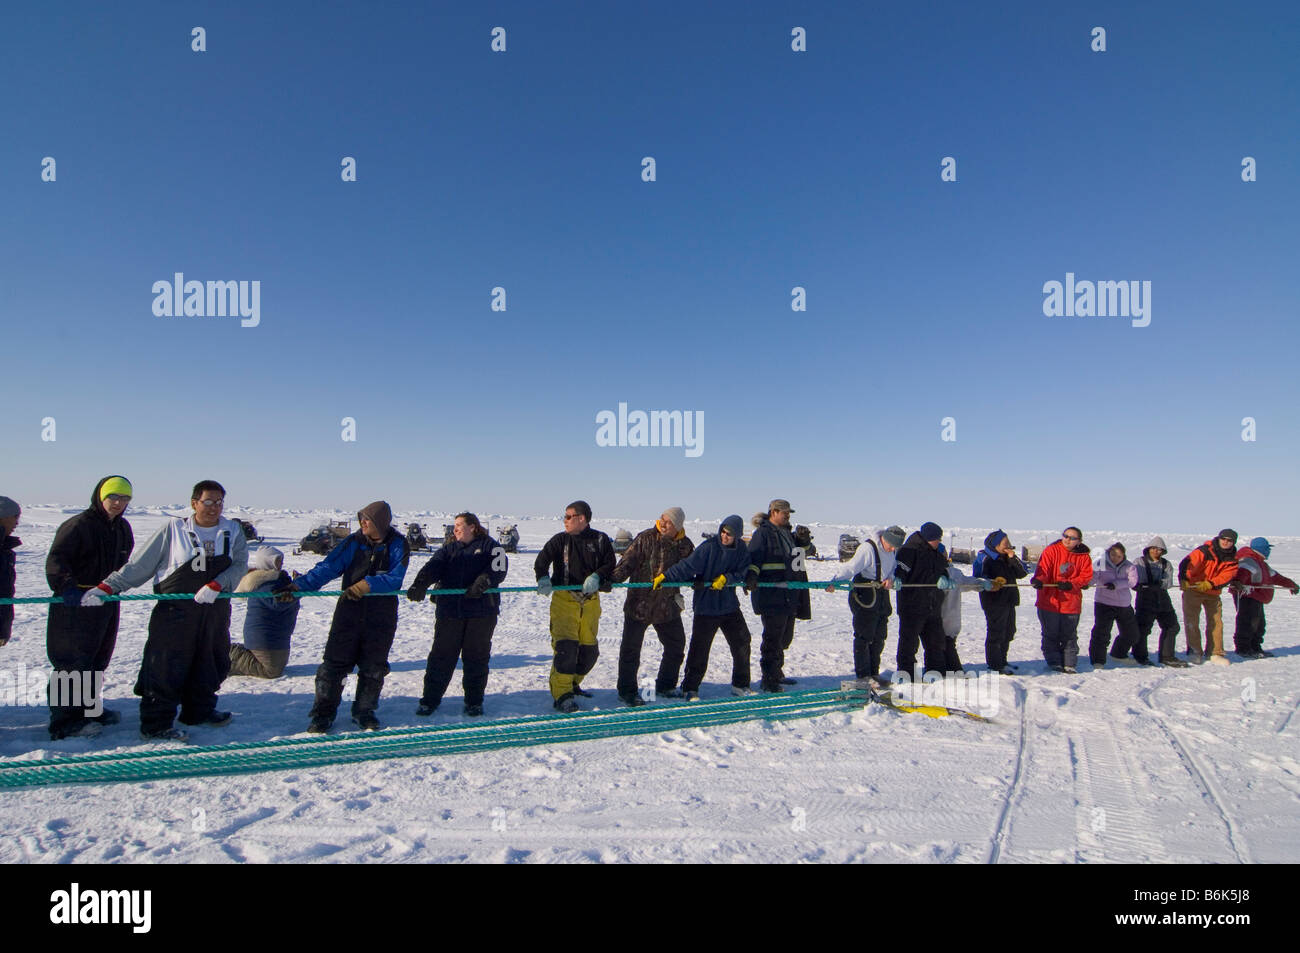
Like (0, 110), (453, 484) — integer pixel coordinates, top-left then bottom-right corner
(103, 516), (248, 593)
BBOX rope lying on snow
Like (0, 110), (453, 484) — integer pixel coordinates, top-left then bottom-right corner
(0, 688), (871, 788)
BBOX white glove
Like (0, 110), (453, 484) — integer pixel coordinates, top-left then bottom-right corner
(81, 584), (112, 607)
(581, 573), (601, 595)
(194, 583), (221, 605)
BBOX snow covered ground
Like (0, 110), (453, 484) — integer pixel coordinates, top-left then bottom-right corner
(2, 506), (1298, 863)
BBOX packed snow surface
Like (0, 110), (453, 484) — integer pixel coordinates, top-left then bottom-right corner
(2, 507), (1297, 863)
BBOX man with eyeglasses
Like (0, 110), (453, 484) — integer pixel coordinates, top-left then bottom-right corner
(44, 476), (136, 739)
(1177, 529), (1240, 666)
(87, 480), (248, 740)
(535, 500), (615, 712)
(1030, 527), (1093, 674)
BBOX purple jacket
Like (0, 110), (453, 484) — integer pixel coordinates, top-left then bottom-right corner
(1093, 557), (1137, 608)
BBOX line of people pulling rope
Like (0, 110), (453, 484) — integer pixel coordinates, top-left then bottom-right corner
(0, 480), (1294, 743)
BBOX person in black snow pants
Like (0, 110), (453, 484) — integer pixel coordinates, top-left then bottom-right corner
(283, 501), (409, 733)
(892, 522), (952, 678)
(746, 499), (806, 692)
(406, 512), (506, 717)
(44, 476), (135, 739)
(88, 480), (249, 741)
(971, 529), (1029, 675)
(0, 496), (22, 651)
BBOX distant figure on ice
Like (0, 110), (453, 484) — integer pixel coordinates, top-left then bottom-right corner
(282, 501), (409, 732)
(827, 525), (904, 684)
(534, 500), (614, 713)
(748, 499), (807, 692)
(1135, 537), (1183, 668)
(0, 495), (21, 649)
(1089, 542), (1142, 668)
(45, 477), (134, 739)
(229, 546), (299, 679)
(615, 506), (694, 705)
(87, 480), (248, 741)
(406, 512), (507, 717)
(1031, 528), (1093, 674)
(662, 515), (754, 700)
(1178, 530), (1239, 666)
(972, 530), (1028, 675)
(1231, 537), (1297, 659)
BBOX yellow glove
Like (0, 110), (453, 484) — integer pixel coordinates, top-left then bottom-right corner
(1195, 580), (1212, 593)
(992, 577), (1007, 591)
(345, 579), (371, 600)
(652, 573), (665, 590)
(711, 574), (727, 590)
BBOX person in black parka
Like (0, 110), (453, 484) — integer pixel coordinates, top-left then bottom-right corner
(0, 496), (21, 650)
(44, 477), (135, 739)
(893, 522), (952, 677)
(407, 512), (507, 716)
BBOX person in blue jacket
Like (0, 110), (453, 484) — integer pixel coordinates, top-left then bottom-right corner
(229, 546), (300, 678)
(282, 501), (409, 732)
(406, 512), (507, 717)
(660, 515), (753, 700)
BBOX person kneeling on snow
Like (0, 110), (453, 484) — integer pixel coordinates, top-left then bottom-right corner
(229, 546), (300, 679)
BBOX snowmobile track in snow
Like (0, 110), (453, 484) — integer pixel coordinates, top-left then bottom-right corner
(1139, 678), (1252, 864)
(986, 681), (1029, 864)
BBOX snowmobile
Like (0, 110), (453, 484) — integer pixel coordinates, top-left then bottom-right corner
(838, 534), (861, 562)
(405, 522), (430, 552)
(236, 519), (263, 543)
(497, 524), (520, 553)
(613, 529), (634, 554)
(295, 520), (352, 556)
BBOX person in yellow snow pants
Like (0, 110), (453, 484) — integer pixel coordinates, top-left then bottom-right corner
(549, 589), (601, 701)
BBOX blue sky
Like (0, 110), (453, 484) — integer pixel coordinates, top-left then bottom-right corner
(2, 0), (1297, 533)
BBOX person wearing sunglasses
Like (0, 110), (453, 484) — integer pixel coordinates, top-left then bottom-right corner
(1177, 530), (1240, 665)
(534, 500), (615, 712)
(1030, 527), (1094, 674)
(87, 480), (248, 740)
(43, 476), (136, 739)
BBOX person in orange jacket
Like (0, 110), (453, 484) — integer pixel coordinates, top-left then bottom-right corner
(1030, 527), (1094, 673)
(1177, 529), (1239, 666)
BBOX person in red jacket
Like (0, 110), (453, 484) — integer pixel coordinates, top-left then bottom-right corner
(1231, 537), (1297, 659)
(1178, 529), (1239, 666)
(1030, 527), (1094, 673)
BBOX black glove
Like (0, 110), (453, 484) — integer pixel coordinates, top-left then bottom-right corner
(61, 585), (83, 607)
(743, 569), (759, 594)
(1057, 581), (1073, 591)
(466, 574), (491, 599)
(693, 579), (708, 594)
(272, 580), (300, 603)
(1030, 578), (1043, 590)
(406, 582), (429, 602)
(1103, 582), (1115, 590)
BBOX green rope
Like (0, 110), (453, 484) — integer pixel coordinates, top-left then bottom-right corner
(0, 689), (867, 788)
(0, 578), (945, 606)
